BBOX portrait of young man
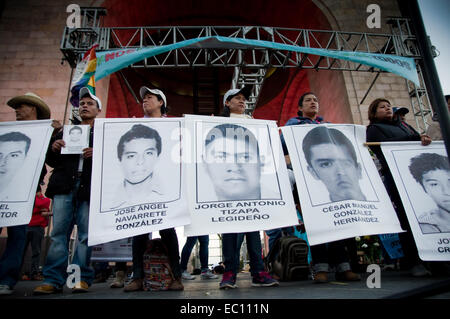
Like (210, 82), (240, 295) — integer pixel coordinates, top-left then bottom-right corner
(302, 126), (367, 204)
(201, 123), (278, 202)
(409, 152), (450, 234)
(108, 124), (165, 209)
(68, 125), (83, 144)
(0, 131), (31, 201)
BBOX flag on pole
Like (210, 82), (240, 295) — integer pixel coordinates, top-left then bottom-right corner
(69, 44), (99, 108)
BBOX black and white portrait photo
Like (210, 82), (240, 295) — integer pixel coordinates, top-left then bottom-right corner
(88, 118), (190, 247)
(295, 125), (377, 206)
(100, 121), (181, 211)
(0, 120), (54, 227)
(0, 131), (31, 201)
(409, 153), (450, 234)
(61, 124), (90, 154)
(381, 142), (450, 261)
(197, 122), (281, 203)
(282, 124), (402, 246)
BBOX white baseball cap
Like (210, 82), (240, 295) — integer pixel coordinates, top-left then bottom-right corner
(79, 87), (102, 110)
(223, 86), (252, 105)
(139, 86), (167, 112)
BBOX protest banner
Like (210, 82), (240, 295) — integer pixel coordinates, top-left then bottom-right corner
(88, 118), (190, 246)
(183, 115), (298, 236)
(281, 124), (403, 245)
(381, 141), (449, 261)
(0, 120), (53, 227)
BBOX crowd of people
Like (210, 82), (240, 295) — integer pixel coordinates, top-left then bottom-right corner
(0, 83), (448, 296)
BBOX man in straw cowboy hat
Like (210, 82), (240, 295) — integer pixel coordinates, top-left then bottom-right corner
(0, 92), (52, 295)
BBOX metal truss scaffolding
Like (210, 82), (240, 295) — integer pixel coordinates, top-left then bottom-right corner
(61, 8), (433, 123)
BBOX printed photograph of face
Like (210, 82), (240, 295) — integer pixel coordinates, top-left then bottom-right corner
(300, 126), (373, 204)
(100, 121), (182, 211)
(198, 123), (281, 202)
(68, 125), (83, 144)
(0, 132), (31, 192)
(408, 152), (450, 234)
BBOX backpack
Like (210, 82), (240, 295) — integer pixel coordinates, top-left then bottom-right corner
(265, 236), (310, 281)
(143, 239), (174, 291)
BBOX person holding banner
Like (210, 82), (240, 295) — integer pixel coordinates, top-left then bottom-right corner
(33, 87), (101, 295)
(0, 92), (51, 296)
(280, 92), (361, 283)
(215, 87), (279, 289)
(123, 86), (184, 292)
(366, 97), (433, 277)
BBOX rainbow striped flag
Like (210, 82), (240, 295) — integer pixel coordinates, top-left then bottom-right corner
(69, 44), (99, 108)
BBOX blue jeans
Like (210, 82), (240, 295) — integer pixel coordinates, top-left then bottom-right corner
(0, 225), (27, 288)
(222, 231), (264, 277)
(42, 187), (94, 288)
(180, 235), (209, 272)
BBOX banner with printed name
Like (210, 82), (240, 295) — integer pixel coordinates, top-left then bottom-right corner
(88, 118), (190, 246)
(281, 124), (403, 246)
(0, 120), (53, 227)
(183, 115), (298, 236)
(381, 141), (449, 261)
(91, 238), (133, 262)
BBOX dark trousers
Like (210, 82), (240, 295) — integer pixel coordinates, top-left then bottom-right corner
(131, 228), (181, 279)
(0, 225), (27, 288)
(310, 240), (350, 268)
(22, 226), (45, 276)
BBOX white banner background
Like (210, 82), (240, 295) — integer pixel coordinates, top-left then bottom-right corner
(183, 115), (298, 236)
(0, 120), (53, 227)
(88, 118), (190, 246)
(381, 141), (449, 261)
(282, 124), (403, 245)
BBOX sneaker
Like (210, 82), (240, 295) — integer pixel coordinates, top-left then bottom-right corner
(313, 271), (329, 284)
(72, 281), (89, 293)
(110, 271), (126, 288)
(33, 284), (63, 295)
(411, 264), (432, 277)
(251, 271), (279, 287)
(168, 278), (184, 291)
(0, 284), (13, 295)
(219, 271), (237, 289)
(182, 271), (196, 280)
(335, 271), (361, 281)
(124, 278), (143, 292)
(201, 270), (218, 280)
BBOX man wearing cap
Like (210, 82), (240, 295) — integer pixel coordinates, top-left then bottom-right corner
(0, 92), (51, 295)
(123, 86), (185, 292)
(33, 87), (101, 295)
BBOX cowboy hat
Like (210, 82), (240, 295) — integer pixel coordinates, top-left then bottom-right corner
(7, 92), (51, 119)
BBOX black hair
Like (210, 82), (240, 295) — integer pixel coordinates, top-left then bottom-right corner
(69, 125), (82, 134)
(0, 131), (31, 154)
(409, 153), (449, 188)
(143, 92), (167, 114)
(302, 126), (358, 167)
(297, 92), (317, 117)
(204, 123), (260, 158)
(117, 124), (162, 161)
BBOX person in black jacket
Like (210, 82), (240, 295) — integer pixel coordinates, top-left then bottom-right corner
(34, 87), (101, 295)
(366, 97), (432, 277)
